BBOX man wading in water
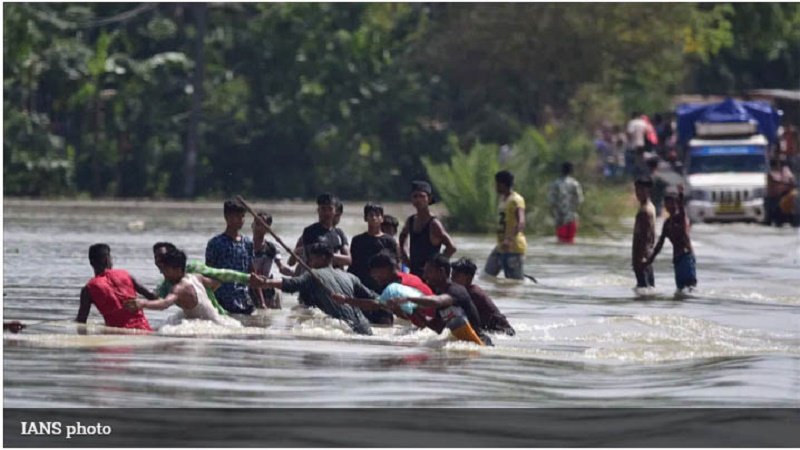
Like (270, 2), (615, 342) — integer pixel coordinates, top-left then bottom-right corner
(486, 170), (528, 279)
(251, 243), (374, 335)
(126, 248), (242, 327)
(632, 176), (657, 291)
(77, 244), (157, 331)
(647, 185), (697, 293)
(399, 181), (456, 277)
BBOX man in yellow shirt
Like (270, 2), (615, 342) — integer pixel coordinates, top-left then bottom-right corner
(484, 170), (527, 280)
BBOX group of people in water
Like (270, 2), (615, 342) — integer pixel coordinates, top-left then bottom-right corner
(72, 166), (696, 345)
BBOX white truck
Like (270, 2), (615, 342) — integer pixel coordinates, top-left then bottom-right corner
(676, 99), (781, 223)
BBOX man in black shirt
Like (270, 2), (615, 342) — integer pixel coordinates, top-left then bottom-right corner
(389, 254), (492, 346)
(348, 203), (400, 324)
(451, 257), (515, 336)
(289, 193), (351, 272)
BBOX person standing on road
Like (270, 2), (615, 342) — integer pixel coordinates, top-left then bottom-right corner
(548, 162), (584, 244)
(485, 170), (527, 279)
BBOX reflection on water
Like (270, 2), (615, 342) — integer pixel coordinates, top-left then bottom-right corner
(3, 199), (800, 407)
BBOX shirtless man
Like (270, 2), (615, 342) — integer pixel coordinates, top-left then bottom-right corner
(632, 176), (657, 290)
(647, 185), (697, 292)
(126, 248), (242, 326)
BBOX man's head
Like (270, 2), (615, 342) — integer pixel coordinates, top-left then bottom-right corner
(152, 241), (177, 273)
(422, 254), (451, 287)
(223, 200), (246, 231)
(631, 111), (641, 120)
(363, 202), (384, 229)
(495, 170), (514, 194)
(88, 243), (112, 273)
(410, 181), (434, 208)
(368, 251), (398, 289)
(381, 214), (399, 236)
(252, 211), (273, 234)
(663, 190), (679, 215)
(307, 242), (334, 269)
(561, 162), (573, 177)
(634, 176), (653, 203)
(450, 257), (478, 287)
(316, 193), (338, 225)
(160, 248), (187, 283)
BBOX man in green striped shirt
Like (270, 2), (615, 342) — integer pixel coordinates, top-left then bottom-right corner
(153, 242), (251, 315)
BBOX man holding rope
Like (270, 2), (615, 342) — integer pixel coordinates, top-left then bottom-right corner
(251, 243), (375, 335)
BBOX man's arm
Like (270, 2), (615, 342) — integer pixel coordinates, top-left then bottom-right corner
(76, 287), (92, 323)
(393, 294), (454, 309)
(431, 219), (457, 257)
(287, 236), (303, 266)
(197, 274), (222, 292)
(514, 205), (526, 235)
(647, 222), (668, 266)
(331, 293), (387, 311)
(132, 277), (158, 300)
(205, 240), (217, 267)
(333, 244), (352, 268)
(398, 219), (411, 265)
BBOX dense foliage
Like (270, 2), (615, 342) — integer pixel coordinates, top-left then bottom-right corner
(4, 3), (799, 202)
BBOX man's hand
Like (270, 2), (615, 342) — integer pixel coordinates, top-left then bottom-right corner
(123, 299), (143, 312)
(331, 293), (350, 305)
(248, 273), (267, 289)
(501, 236), (513, 251)
(677, 184), (684, 194)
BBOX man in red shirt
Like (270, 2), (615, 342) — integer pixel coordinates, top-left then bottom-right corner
(76, 243), (157, 331)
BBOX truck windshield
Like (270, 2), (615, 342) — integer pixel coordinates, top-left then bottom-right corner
(688, 146), (766, 174)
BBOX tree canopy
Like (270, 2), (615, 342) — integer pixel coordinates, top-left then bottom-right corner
(4, 3), (798, 199)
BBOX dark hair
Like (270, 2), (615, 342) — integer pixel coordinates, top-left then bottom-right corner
(368, 251), (397, 270)
(307, 242), (334, 259)
(561, 162), (573, 176)
(631, 111), (641, 119)
(426, 254), (451, 276)
(495, 170), (514, 187)
(256, 211), (273, 226)
(363, 202), (384, 220)
(451, 257), (477, 277)
(88, 243), (111, 267)
(161, 248), (187, 271)
(634, 176), (654, 188)
(382, 215), (399, 228)
(224, 200), (246, 215)
(646, 157), (659, 169)
(152, 242), (176, 254)
(316, 193), (338, 207)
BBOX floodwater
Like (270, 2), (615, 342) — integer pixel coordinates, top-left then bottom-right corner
(3, 199), (799, 408)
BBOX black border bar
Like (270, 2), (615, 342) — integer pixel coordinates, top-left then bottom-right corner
(4, 408), (799, 447)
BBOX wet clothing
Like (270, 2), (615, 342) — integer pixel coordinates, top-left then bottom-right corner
(205, 233), (254, 315)
(496, 191), (527, 254)
(84, 269), (152, 331)
(406, 215), (443, 277)
(548, 176), (584, 227)
(280, 267), (374, 335)
(378, 283), (421, 316)
(301, 223), (348, 254)
(635, 265), (655, 289)
(427, 282), (492, 346)
(397, 272), (434, 296)
(156, 261), (243, 315)
(348, 232), (398, 292)
(465, 284), (514, 334)
(674, 252), (697, 290)
(253, 240), (282, 309)
(484, 250), (524, 280)
(181, 274), (240, 326)
(556, 221), (578, 244)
